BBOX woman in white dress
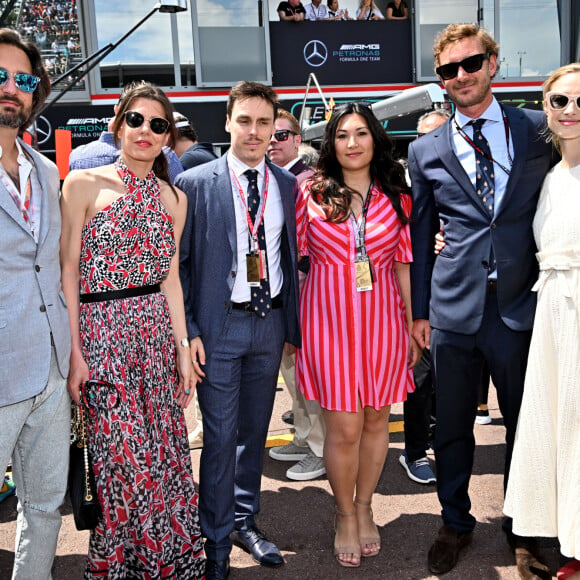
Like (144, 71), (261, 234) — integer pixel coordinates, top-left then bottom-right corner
(504, 63), (580, 580)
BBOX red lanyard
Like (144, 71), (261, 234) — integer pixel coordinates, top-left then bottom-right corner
(230, 168), (270, 251)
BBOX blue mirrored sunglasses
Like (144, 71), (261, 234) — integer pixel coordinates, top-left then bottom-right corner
(0, 68), (40, 93)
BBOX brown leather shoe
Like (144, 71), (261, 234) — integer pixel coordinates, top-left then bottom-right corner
(428, 525), (473, 575)
(515, 547), (551, 580)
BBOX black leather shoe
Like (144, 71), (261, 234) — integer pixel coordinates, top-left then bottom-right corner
(205, 557), (230, 580)
(428, 525), (473, 574)
(231, 526), (284, 567)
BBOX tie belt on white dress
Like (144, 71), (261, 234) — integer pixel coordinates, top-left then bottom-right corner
(531, 249), (580, 299)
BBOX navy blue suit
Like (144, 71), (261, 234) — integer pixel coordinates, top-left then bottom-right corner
(177, 154), (300, 560)
(408, 106), (553, 534)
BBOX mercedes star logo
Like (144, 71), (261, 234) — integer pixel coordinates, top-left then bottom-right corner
(304, 40), (328, 68)
(32, 115), (52, 145)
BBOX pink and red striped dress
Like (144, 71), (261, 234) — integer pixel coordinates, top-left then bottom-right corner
(295, 182), (415, 412)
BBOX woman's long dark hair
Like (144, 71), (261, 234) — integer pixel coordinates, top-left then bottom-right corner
(112, 81), (178, 198)
(310, 102), (409, 224)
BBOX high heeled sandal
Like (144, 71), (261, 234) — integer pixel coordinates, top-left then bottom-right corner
(354, 496), (381, 557)
(334, 508), (361, 568)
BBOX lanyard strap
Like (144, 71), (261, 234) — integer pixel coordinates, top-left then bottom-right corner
(231, 168), (270, 249)
(454, 106), (513, 176)
(350, 182), (374, 256)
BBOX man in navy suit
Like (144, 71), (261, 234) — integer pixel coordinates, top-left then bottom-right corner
(408, 24), (553, 576)
(178, 81), (300, 580)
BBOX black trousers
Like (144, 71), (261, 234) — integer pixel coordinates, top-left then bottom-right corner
(430, 291), (532, 534)
(403, 349), (434, 462)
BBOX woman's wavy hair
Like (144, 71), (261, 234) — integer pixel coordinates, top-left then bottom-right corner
(310, 101), (409, 224)
(112, 81), (178, 196)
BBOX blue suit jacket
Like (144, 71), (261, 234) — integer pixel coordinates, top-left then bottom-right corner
(177, 154), (301, 355)
(408, 106), (553, 334)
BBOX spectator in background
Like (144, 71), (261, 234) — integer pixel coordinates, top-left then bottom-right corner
(267, 109), (326, 483)
(173, 111), (217, 170)
(69, 81), (183, 183)
(305, 0), (329, 20)
(299, 143), (319, 168)
(386, 0), (408, 20)
(327, 0), (352, 20)
(356, 0), (384, 20)
(398, 109), (450, 487)
(277, 0), (306, 21)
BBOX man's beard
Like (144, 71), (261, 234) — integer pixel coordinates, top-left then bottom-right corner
(0, 97), (31, 129)
(448, 75), (492, 110)
(0, 110), (27, 128)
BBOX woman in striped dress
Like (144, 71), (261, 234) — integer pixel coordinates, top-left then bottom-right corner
(295, 102), (419, 568)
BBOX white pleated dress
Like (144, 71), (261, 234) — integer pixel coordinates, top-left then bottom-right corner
(504, 162), (580, 558)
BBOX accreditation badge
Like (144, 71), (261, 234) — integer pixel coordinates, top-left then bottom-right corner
(246, 252), (261, 287)
(355, 256), (373, 292)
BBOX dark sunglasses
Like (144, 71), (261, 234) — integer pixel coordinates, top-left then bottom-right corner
(273, 129), (298, 142)
(0, 67), (40, 93)
(435, 53), (490, 81)
(545, 91), (580, 110)
(124, 110), (170, 135)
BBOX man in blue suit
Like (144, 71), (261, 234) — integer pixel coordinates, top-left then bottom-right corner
(178, 81), (300, 580)
(408, 24), (553, 577)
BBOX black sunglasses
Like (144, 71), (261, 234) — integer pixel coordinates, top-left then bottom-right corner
(545, 91), (580, 110)
(273, 129), (298, 142)
(124, 110), (170, 135)
(436, 53), (490, 81)
(0, 67), (40, 93)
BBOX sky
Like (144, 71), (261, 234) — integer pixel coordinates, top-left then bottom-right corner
(93, 0), (561, 78)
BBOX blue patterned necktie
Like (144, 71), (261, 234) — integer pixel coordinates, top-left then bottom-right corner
(470, 119), (497, 272)
(245, 169), (272, 317)
(470, 119), (495, 215)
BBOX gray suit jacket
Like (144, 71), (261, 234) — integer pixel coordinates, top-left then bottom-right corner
(0, 139), (70, 406)
(178, 154), (301, 356)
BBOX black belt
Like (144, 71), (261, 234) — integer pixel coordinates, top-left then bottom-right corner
(231, 294), (283, 312)
(487, 279), (497, 293)
(80, 284), (161, 304)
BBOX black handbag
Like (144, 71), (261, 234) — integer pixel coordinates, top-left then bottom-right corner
(69, 399), (101, 530)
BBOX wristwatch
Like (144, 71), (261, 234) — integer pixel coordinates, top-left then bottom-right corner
(179, 338), (190, 348)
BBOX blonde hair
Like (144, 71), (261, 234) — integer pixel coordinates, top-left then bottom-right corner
(358, 0), (380, 14)
(542, 63), (580, 152)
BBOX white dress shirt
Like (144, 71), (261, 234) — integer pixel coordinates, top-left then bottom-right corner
(227, 152), (284, 302)
(305, 2), (328, 20)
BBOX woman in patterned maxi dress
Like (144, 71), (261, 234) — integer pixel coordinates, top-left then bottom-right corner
(60, 82), (205, 579)
(295, 102), (419, 568)
(504, 64), (580, 580)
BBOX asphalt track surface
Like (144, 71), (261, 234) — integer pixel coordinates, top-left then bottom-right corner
(0, 381), (564, 579)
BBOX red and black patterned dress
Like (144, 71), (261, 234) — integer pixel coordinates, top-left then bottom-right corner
(78, 160), (205, 579)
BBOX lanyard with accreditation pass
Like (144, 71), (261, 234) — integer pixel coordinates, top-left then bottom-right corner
(350, 182), (374, 292)
(230, 168), (270, 287)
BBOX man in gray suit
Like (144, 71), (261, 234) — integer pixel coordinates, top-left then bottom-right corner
(178, 81), (300, 580)
(0, 29), (71, 578)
